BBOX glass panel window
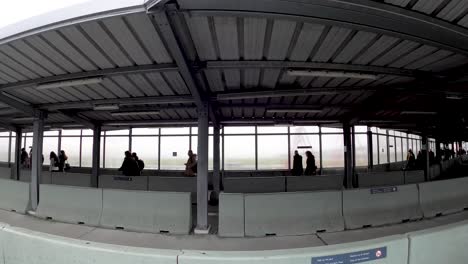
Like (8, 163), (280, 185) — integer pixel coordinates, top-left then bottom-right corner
(373, 134), (378, 165)
(191, 136), (217, 170)
(132, 128), (159, 135)
(321, 127), (343, 133)
(224, 136), (255, 170)
(322, 135), (344, 168)
(257, 126), (288, 134)
(223, 126), (255, 134)
(396, 137), (403, 162)
(191, 127), (215, 135)
(0, 137), (9, 162)
(44, 131), (59, 136)
(354, 134), (368, 167)
(60, 137), (81, 167)
(290, 126), (319, 133)
(160, 136), (190, 170)
(104, 137), (129, 168)
(62, 129), (82, 136)
(43, 137), (59, 160)
(389, 136), (396, 163)
(132, 137), (159, 170)
(257, 135), (288, 170)
(10, 136), (16, 163)
(82, 129), (93, 136)
(379, 135), (388, 164)
(81, 137), (93, 168)
(160, 127), (189, 135)
(106, 129), (129, 136)
(290, 134), (320, 169)
(354, 126), (368, 133)
(377, 128), (387, 134)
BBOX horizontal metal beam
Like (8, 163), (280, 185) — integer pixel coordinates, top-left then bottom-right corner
(0, 64), (178, 92)
(0, 120), (16, 131)
(0, 93), (45, 118)
(216, 87), (373, 101)
(58, 110), (96, 129)
(181, 0), (468, 56)
(206, 61), (423, 77)
(40, 95), (195, 111)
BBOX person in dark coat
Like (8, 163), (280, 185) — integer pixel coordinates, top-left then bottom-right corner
(118, 151), (140, 176)
(132, 152), (145, 175)
(304, 151), (317, 176)
(292, 150), (303, 176)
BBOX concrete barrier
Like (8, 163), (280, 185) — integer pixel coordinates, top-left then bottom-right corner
(36, 184), (102, 226)
(408, 220), (468, 264)
(148, 177), (197, 202)
(358, 171), (404, 187)
(429, 164), (440, 180)
(51, 172), (91, 187)
(418, 177), (468, 217)
(0, 167), (11, 179)
(224, 177), (285, 193)
(404, 170), (425, 184)
(0, 178), (30, 213)
(179, 235), (408, 264)
(343, 184), (422, 229)
(19, 170), (31, 182)
(99, 175), (148, 190)
(219, 193), (244, 237)
(244, 191), (344, 236)
(286, 175), (343, 192)
(100, 189), (191, 234)
(223, 171), (252, 178)
(1, 226), (178, 264)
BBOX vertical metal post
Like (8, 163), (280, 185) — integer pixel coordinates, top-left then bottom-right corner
(287, 127), (291, 170)
(351, 126), (356, 186)
(158, 128), (161, 170)
(254, 126), (258, 170)
(422, 136), (430, 181)
(213, 126), (221, 196)
(367, 129), (373, 169)
(13, 128), (22, 180)
(91, 125), (101, 188)
(8, 131), (12, 165)
(386, 130), (390, 164)
(31, 118), (44, 210)
(128, 128), (133, 153)
(343, 123), (353, 188)
(195, 105), (209, 233)
(319, 126), (323, 174)
(57, 129), (62, 155)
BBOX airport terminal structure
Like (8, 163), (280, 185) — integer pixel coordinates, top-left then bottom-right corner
(0, 0), (468, 263)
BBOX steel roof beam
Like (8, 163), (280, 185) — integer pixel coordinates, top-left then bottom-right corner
(40, 95), (195, 111)
(0, 93), (45, 119)
(206, 61), (427, 78)
(181, 0), (468, 56)
(152, 8), (219, 126)
(57, 110), (96, 130)
(0, 64), (178, 92)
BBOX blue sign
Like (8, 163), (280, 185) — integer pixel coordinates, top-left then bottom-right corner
(113, 176), (133, 181)
(370, 186), (398, 194)
(312, 247), (387, 264)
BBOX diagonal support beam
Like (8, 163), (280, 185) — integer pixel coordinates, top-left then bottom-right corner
(152, 9), (218, 126)
(0, 93), (46, 119)
(58, 110), (97, 129)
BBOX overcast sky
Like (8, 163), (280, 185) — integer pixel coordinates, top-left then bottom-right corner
(0, 0), (89, 29)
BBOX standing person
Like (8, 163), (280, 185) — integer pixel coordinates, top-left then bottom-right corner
(184, 150), (197, 177)
(132, 152), (145, 175)
(304, 151), (317, 176)
(406, 149), (416, 170)
(291, 150), (304, 176)
(49, 152), (60, 172)
(20, 148), (29, 168)
(58, 150), (68, 172)
(118, 151), (140, 176)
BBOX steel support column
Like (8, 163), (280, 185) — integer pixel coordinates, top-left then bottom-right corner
(91, 125), (101, 188)
(367, 129), (373, 169)
(13, 127), (22, 180)
(213, 126), (221, 196)
(31, 118), (44, 210)
(343, 123), (354, 188)
(195, 105), (210, 233)
(422, 136), (430, 182)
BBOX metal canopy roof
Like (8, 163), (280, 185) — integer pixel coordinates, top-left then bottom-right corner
(0, 0), (467, 139)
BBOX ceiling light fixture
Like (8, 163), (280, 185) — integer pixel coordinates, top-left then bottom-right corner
(266, 108), (323, 114)
(36, 77), (104, 90)
(286, 70), (378, 80)
(446, 95), (463, 100)
(93, 104), (120, 111)
(111, 111), (161, 117)
(401, 111), (437, 115)
(12, 117), (36, 122)
(217, 90), (337, 101)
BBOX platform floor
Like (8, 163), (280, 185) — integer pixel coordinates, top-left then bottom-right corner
(0, 209), (467, 251)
